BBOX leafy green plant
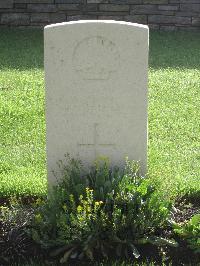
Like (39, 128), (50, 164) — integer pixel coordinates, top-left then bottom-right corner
(173, 214), (200, 253)
(30, 157), (176, 264)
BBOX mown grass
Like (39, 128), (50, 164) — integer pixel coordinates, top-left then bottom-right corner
(148, 32), (200, 198)
(0, 29), (199, 198)
(0, 29), (46, 196)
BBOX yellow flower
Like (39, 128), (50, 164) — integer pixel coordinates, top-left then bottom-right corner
(95, 201), (103, 206)
(87, 207), (91, 212)
(77, 205), (83, 212)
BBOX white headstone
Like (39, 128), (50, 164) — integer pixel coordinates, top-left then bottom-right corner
(44, 20), (149, 184)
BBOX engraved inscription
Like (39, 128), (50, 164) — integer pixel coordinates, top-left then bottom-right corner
(73, 36), (120, 80)
(78, 123), (115, 158)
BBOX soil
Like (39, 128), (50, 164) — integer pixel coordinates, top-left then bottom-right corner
(173, 197), (200, 223)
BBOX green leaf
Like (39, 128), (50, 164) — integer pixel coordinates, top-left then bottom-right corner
(190, 214), (200, 226)
(148, 237), (178, 247)
(135, 238), (149, 245)
(137, 181), (148, 195)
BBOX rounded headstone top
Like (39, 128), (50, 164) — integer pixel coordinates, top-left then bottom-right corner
(44, 20), (149, 30)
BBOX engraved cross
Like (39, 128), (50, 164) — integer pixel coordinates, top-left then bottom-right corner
(78, 123), (115, 158)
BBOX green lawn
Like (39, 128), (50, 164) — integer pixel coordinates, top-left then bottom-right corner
(148, 32), (200, 198)
(0, 29), (46, 196)
(0, 29), (199, 198)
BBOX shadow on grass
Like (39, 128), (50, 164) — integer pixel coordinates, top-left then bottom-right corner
(0, 28), (43, 70)
(149, 31), (200, 70)
(0, 28), (200, 70)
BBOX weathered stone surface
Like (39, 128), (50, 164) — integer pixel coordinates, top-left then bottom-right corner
(148, 15), (191, 24)
(14, 0), (54, 3)
(132, 10), (175, 16)
(14, 3), (27, 9)
(55, 0), (83, 3)
(31, 13), (50, 23)
(180, 0), (200, 3)
(31, 13), (66, 23)
(180, 4), (200, 12)
(158, 5), (179, 11)
(160, 25), (177, 31)
(130, 5), (175, 15)
(143, 0), (168, 4)
(124, 14), (147, 24)
(98, 15), (123, 20)
(57, 4), (81, 11)
(0, 0), (13, 8)
(148, 23), (159, 29)
(86, 11), (129, 16)
(1, 13), (29, 25)
(87, 0), (107, 3)
(109, 0), (142, 3)
(175, 11), (196, 17)
(82, 4), (98, 12)
(44, 21), (148, 184)
(169, 0), (180, 3)
(50, 13), (66, 22)
(65, 10), (82, 15)
(99, 4), (129, 12)
(27, 4), (57, 12)
(0, 0), (199, 30)
(131, 4), (157, 13)
(67, 14), (97, 20)
(192, 17), (200, 26)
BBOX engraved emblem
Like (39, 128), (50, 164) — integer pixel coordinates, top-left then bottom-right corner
(78, 123), (115, 159)
(73, 36), (120, 80)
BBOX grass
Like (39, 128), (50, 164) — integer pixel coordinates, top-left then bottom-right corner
(0, 29), (46, 196)
(0, 29), (200, 198)
(148, 32), (200, 198)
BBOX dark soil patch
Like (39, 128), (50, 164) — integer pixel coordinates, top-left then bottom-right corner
(173, 196), (200, 223)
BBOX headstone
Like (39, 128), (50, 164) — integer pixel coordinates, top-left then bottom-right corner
(44, 20), (149, 184)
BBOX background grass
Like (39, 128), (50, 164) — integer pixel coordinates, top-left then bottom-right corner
(0, 29), (199, 198)
(0, 30), (46, 196)
(148, 32), (200, 198)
